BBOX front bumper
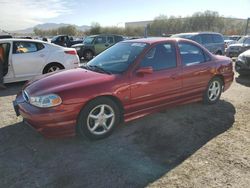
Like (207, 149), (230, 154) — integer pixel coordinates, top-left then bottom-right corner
(13, 93), (84, 138)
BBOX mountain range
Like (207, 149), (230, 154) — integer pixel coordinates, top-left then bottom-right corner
(12, 23), (91, 34)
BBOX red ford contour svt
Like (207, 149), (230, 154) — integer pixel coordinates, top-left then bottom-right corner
(13, 38), (234, 140)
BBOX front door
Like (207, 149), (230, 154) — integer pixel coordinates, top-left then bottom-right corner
(12, 41), (46, 78)
(130, 42), (182, 112)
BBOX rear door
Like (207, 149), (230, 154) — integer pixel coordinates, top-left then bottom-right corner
(130, 42), (182, 112)
(12, 41), (46, 78)
(178, 42), (214, 98)
(200, 34), (216, 53)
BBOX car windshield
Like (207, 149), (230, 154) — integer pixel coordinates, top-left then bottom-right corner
(86, 42), (148, 74)
(83, 36), (95, 44)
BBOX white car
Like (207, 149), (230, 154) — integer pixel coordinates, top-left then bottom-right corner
(0, 39), (80, 83)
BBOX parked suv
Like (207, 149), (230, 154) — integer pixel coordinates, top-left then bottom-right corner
(171, 32), (225, 55)
(71, 34), (124, 60)
(226, 36), (250, 57)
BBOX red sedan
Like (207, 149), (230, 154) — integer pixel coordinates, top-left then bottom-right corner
(13, 38), (234, 139)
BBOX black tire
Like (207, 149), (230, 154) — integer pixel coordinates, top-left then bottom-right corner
(43, 63), (64, 74)
(83, 50), (94, 61)
(203, 77), (223, 105)
(77, 97), (120, 140)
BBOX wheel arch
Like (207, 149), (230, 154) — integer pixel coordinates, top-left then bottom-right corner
(42, 62), (65, 74)
(78, 95), (125, 123)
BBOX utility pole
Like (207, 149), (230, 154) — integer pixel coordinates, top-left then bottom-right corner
(245, 18), (250, 35)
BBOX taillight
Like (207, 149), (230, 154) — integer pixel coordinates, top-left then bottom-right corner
(64, 50), (77, 55)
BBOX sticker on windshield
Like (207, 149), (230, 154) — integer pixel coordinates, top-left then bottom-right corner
(131, 43), (147, 47)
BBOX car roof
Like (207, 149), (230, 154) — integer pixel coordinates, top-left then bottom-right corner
(122, 37), (184, 45)
(0, 38), (47, 44)
(173, 32), (222, 36)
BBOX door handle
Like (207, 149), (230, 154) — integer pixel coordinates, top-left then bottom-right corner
(39, 54), (45, 57)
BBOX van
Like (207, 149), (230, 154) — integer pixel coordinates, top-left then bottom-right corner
(171, 32), (225, 55)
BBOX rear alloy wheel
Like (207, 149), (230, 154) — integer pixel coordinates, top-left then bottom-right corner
(44, 64), (63, 74)
(77, 97), (120, 140)
(83, 50), (94, 61)
(203, 77), (223, 104)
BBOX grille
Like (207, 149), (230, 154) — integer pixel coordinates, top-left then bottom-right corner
(22, 90), (29, 102)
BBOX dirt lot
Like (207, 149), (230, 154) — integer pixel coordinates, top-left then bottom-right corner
(0, 73), (250, 188)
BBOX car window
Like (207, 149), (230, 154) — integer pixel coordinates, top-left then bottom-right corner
(95, 36), (107, 44)
(244, 38), (250, 45)
(13, 42), (41, 54)
(178, 42), (206, 66)
(193, 35), (202, 44)
(107, 36), (114, 44)
(201, 34), (213, 44)
(213, 35), (223, 43)
(37, 43), (45, 50)
(140, 43), (177, 71)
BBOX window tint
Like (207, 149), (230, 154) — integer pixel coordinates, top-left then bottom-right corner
(140, 43), (177, 71)
(244, 38), (250, 45)
(114, 36), (124, 42)
(213, 34), (223, 43)
(193, 35), (202, 44)
(201, 34), (213, 44)
(95, 36), (107, 44)
(107, 36), (114, 43)
(37, 43), (45, 50)
(178, 42), (206, 66)
(13, 41), (39, 54)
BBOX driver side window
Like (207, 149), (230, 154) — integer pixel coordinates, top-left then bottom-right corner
(140, 43), (177, 71)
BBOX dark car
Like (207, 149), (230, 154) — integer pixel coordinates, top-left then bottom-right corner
(13, 38), (233, 140)
(226, 36), (250, 57)
(235, 49), (250, 75)
(51, 35), (83, 47)
(71, 34), (124, 60)
(0, 35), (12, 39)
(171, 32), (225, 55)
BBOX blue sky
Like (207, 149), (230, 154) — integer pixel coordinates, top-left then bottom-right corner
(0, 0), (250, 31)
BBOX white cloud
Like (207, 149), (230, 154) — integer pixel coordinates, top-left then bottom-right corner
(0, 0), (73, 31)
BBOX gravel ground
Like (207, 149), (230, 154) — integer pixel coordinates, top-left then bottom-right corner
(0, 73), (249, 188)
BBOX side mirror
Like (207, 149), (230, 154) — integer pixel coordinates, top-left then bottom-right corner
(136, 66), (153, 75)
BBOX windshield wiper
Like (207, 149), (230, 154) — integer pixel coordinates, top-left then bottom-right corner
(88, 65), (112, 75)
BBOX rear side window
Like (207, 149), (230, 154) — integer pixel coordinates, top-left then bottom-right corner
(13, 41), (43, 54)
(178, 42), (207, 66)
(213, 34), (223, 43)
(114, 36), (124, 42)
(201, 34), (213, 44)
(95, 36), (107, 44)
(140, 43), (177, 71)
(107, 36), (114, 43)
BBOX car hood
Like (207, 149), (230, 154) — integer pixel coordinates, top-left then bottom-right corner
(25, 68), (115, 96)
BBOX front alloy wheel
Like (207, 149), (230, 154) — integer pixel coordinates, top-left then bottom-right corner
(77, 97), (120, 140)
(87, 104), (115, 135)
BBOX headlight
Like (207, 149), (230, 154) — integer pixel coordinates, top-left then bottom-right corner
(75, 47), (81, 51)
(30, 94), (62, 108)
(237, 54), (247, 63)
